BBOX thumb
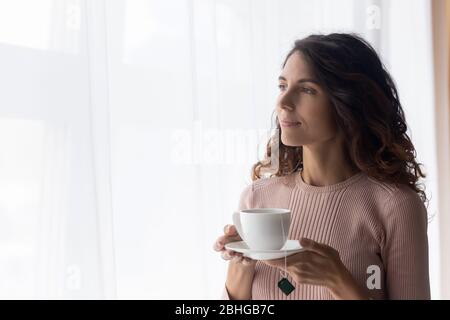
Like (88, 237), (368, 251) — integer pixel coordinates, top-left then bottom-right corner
(300, 237), (313, 247)
(224, 224), (237, 235)
(300, 237), (330, 257)
(228, 225), (238, 235)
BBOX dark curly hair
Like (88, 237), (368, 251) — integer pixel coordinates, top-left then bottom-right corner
(252, 33), (427, 204)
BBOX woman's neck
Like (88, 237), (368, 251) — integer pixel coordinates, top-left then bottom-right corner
(301, 139), (359, 187)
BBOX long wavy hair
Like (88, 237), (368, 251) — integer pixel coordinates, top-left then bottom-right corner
(252, 33), (427, 204)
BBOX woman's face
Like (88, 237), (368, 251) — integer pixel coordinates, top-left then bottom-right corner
(276, 51), (338, 147)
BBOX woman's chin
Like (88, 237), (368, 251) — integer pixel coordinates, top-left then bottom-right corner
(281, 138), (304, 147)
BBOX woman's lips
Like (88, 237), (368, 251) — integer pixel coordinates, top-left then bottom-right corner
(280, 120), (301, 128)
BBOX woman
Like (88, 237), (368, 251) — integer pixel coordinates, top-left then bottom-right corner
(213, 33), (430, 300)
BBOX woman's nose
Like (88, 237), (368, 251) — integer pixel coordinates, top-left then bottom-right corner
(279, 101), (295, 111)
(279, 92), (297, 111)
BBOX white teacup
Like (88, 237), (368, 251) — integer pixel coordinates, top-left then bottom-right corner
(232, 208), (291, 251)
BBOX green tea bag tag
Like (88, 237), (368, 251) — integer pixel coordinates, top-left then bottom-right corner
(278, 277), (295, 296)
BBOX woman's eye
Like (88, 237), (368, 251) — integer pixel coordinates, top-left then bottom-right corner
(301, 87), (315, 94)
(278, 84), (315, 94)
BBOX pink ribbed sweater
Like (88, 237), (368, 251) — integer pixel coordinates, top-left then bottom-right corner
(222, 171), (430, 300)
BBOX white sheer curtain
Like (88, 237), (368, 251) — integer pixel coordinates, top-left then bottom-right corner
(0, 0), (443, 299)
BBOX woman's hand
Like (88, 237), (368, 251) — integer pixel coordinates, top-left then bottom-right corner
(262, 238), (369, 300)
(213, 224), (256, 267)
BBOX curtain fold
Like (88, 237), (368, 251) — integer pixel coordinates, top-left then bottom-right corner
(431, 0), (450, 300)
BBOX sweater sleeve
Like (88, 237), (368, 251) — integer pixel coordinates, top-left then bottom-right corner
(380, 188), (430, 299)
(221, 184), (254, 300)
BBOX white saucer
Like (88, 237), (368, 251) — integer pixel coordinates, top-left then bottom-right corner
(224, 240), (304, 260)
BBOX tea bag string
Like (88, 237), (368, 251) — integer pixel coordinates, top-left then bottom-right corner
(280, 212), (288, 278)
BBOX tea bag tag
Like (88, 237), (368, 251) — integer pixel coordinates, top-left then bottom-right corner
(278, 277), (295, 296)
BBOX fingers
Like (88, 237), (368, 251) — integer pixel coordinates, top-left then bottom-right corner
(241, 256), (256, 266)
(221, 250), (231, 260)
(224, 224), (237, 236)
(231, 253), (243, 263)
(261, 251), (320, 271)
(220, 249), (255, 266)
(213, 240), (223, 251)
(213, 235), (241, 252)
(213, 224), (241, 252)
(231, 254), (255, 266)
(221, 249), (242, 261)
(217, 233), (241, 244)
(300, 238), (335, 257)
(215, 224), (253, 265)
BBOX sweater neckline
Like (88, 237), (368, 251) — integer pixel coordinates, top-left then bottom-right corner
(295, 169), (365, 192)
